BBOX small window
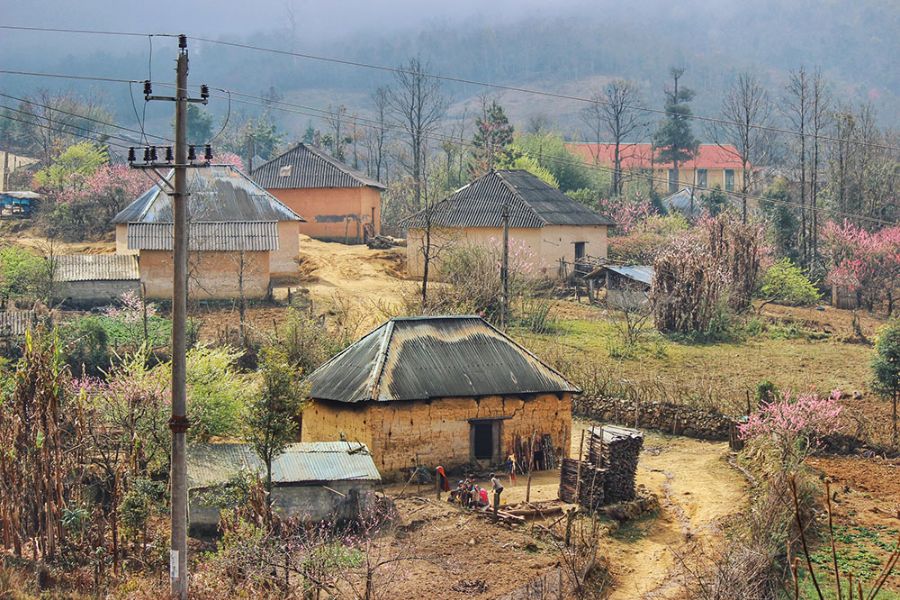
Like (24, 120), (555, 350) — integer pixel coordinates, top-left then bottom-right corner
(279, 165), (293, 177)
(668, 169), (678, 193)
(724, 169), (735, 192)
(696, 169), (708, 188)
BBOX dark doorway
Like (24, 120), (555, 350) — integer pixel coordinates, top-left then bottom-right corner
(574, 241), (586, 262)
(472, 422), (494, 460)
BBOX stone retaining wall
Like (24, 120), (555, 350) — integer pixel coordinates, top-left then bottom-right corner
(574, 396), (736, 441)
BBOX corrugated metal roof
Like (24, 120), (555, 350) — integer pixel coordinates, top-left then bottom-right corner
(186, 442), (381, 490)
(597, 265), (654, 286)
(112, 165), (305, 224)
(53, 254), (139, 282)
(0, 311), (34, 337)
(306, 315), (580, 403)
(251, 143), (386, 190)
(401, 170), (614, 230)
(127, 221), (280, 251)
(1, 191), (41, 200)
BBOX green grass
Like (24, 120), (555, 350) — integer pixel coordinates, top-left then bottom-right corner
(513, 310), (874, 414)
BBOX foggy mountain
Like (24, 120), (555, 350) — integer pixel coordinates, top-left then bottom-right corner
(0, 0), (897, 140)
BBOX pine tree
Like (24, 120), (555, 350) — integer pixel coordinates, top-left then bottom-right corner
(471, 100), (514, 176)
(652, 68), (699, 192)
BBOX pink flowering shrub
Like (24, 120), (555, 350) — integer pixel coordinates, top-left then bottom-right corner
(215, 152), (245, 171)
(596, 195), (653, 235)
(102, 290), (158, 323)
(739, 390), (843, 464)
(821, 220), (900, 313)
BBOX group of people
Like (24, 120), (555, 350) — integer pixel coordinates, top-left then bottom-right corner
(435, 466), (505, 514)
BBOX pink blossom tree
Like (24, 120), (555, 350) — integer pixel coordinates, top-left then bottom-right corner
(821, 220), (900, 314)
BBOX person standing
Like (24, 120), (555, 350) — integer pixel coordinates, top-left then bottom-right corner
(435, 466), (450, 500)
(506, 453), (517, 485)
(490, 472), (504, 516)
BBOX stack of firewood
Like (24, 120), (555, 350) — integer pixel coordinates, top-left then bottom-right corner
(589, 425), (643, 504)
(558, 458), (606, 510)
(511, 434), (559, 472)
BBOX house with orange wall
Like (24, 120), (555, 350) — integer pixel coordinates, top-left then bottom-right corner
(251, 143), (386, 244)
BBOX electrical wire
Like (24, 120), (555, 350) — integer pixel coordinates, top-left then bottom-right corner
(0, 25), (897, 152)
(206, 88), (231, 145)
(0, 111), (132, 150)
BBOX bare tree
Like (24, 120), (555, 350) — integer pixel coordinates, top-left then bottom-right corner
(784, 67), (812, 267)
(365, 87), (390, 181)
(326, 104), (349, 161)
(809, 70), (830, 267)
(713, 72), (774, 223)
(17, 91), (110, 164)
(581, 80), (644, 197)
(387, 57), (446, 213)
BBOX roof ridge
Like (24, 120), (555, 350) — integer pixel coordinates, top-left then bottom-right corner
(493, 170), (549, 226)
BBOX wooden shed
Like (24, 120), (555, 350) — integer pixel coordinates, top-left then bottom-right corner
(587, 265), (654, 310)
(301, 315), (578, 479)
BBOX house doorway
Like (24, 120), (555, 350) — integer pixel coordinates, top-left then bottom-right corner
(469, 419), (502, 463)
(574, 241), (586, 263)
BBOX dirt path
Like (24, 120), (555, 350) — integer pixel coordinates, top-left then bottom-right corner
(296, 235), (410, 320)
(573, 422), (748, 599)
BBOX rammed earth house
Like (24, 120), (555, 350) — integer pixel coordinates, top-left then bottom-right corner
(251, 143), (385, 243)
(301, 315), (578, 478)
(112, 165), (304, 299)
(402, 169), (614, 279)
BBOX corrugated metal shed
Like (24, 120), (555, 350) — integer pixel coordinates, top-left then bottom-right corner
(0, 311), (34, 337)
(251, 143), (386, 190)
(54, 254), (139, 282)
(186, 442), (381, 490)
(402, 170), (614, 229)
(127, 221), (280, 251)
(112, 165), (305, 224)
(305, 315), (580, 403)
(589, 265), (654, 286)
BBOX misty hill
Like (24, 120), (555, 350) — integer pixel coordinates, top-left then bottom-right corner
(1, 0), (897, 138)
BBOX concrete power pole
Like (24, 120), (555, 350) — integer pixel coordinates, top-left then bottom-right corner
(128, 34), (211, 599)
(500, 174), (510, 328)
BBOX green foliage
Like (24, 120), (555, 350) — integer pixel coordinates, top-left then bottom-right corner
(245, 347), (307, 491)
(185, 345), (250, 441)
(755, 380), (779, 404)
(471, 100), (514, 175)
(32, 142), (107, 191)
(872, 321), (900, 399)
(186, 104), (214, 146)
(700, 185), (728, 216)
(651, 68), (700, 167)
(759, 259), (821, 306)
(0, 247), (50, 304)
(762, 179), (800, 262)
(498, 151), (559, 187)
(515, 132), (593, 191)
(59, 316), (111, 377)
(120, 488), (151, 539)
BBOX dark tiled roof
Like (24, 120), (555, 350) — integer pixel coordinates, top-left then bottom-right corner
(54, 254), (139, 281)
(401, 170), (614, 229)
(305, 315), (579, 403)
(250, 143), (386, 190)
(112, 165), (304, 224)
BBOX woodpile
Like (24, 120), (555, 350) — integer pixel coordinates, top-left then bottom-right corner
(511, 433), (559, 472)
(589, 425), (643, 504)
(558, 458), (606, 511)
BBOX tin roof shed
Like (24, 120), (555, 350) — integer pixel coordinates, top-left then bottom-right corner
(186, 442), (381, 490)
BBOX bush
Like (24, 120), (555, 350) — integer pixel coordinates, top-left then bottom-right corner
(59, 316), (111, 377)
(186, 346), (251, 441)
(0, 246), (50, 305)
(759, 259), (821, 306)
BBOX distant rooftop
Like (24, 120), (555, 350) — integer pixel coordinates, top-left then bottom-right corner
(402, 169), (614, 230)
(251, 143), (386, 190)
(54, 254), (139, 282)
(305, 315), (579, 403)
(567, 143), (746, 170)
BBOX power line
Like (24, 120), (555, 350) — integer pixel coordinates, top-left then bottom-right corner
(0, 91), (172, 143)
(2, 25), (897, 152)
(0, 61), (893, 225)
(0, 111), (131, 150)
(0, 102), (153, 148)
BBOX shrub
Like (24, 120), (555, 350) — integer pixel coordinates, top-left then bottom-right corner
(185, 345), (251, 441)
(759, 259), (821, 306)
(59, 316), (111, 377)
(871, 320), (900, 446)
(0, 246), (50, 305)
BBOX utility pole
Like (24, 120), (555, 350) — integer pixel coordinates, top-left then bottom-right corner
(500, 175), (510, 328)
(128, 34), (211, 600)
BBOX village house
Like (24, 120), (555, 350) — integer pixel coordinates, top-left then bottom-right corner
(186, 442), (381, 535)
(402, 169), (614, 279)
(250, 143), (386, 243)
(112, 165), (304, 300)
(0, 150), (38, 192)
(301, 315), (578, 479)
(52, 254), (140, 306)
(566, 143), (748, 195)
